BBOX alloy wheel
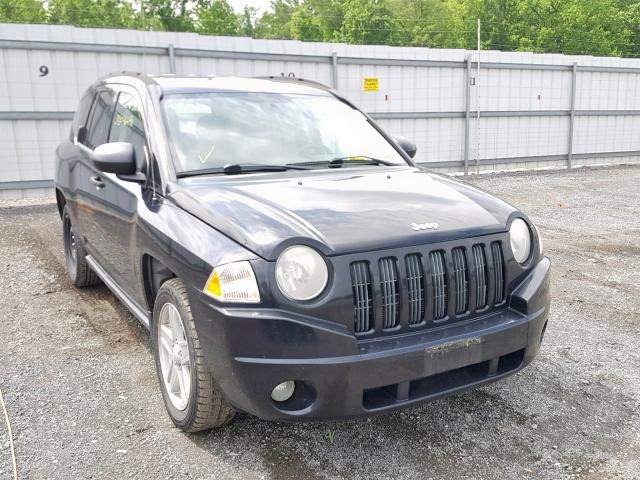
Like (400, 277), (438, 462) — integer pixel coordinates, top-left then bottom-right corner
(68, 227), (77, 263)
(157, 302), (191, 411)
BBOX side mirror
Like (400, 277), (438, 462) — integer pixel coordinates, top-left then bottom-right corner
(76, 125), (88, 145)
(393, 135), (417, 159)
(93, 142), (137, 175)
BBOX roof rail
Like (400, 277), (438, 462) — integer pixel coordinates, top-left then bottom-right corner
(256, 76), (333, 91)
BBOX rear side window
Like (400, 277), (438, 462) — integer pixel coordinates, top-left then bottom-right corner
(69, 89), (94, 141)
(85, 90), (115, 149)
(109, 92), (147, 171)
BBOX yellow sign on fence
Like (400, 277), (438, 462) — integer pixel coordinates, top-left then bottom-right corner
(363, 78), (379, 91)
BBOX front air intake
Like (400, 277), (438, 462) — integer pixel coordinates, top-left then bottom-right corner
(379, 257), (400, 329)
(429, 250), (448, 320)
(491, 242), (505, 304)
(350, 261), (373, 333)
(472, 244), (488, 309)
(452, 247), (469, 315)
(405, 254), (425, 325)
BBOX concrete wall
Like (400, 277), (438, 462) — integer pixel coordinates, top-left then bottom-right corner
(2, 23), (640, 198)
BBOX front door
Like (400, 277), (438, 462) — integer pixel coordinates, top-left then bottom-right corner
(89, 86), (151, 302)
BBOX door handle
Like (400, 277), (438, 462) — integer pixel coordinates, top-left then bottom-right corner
(90, 175), (105, 189)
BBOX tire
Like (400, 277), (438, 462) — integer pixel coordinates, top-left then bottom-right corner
(152, 278), (235, 432)
(62, 205), (100, 288)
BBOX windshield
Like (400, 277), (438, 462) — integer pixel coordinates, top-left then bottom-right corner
(161, 92), (408, 173)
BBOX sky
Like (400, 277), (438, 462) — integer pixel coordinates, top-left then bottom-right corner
(227, 0), (273, 14)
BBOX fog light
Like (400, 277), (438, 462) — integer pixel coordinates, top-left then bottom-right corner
(271, 381), (295, 402)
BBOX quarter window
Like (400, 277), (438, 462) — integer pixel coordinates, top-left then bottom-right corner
(109, 92), (148, 171)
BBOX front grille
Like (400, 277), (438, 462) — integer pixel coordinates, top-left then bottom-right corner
(491, 242), (505, 304)
(405, 254), (425, 325)
(350, 240), (507, 336)
(379, 257), (400, 328)
(429, 251), (447, 320)
(350, 261), (373, 333)
(452, 247), (468, 315)
(472, 244), (488, 309)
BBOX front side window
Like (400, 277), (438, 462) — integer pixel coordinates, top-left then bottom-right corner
(109, 91), (148, 171)
(162, 92), (407, 173)
(85, 90), (115, 149)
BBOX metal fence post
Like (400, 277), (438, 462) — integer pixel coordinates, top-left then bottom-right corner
(464, 56), (471, 176)
(567, 61), (577, 168)
(331, 51), (339, 90)
(168, 44), (176, 74)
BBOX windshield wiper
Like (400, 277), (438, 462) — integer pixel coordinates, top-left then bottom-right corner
(330, 156), (397, 167)
(177, 163), (310, 178)
(288, 156), (397, 169)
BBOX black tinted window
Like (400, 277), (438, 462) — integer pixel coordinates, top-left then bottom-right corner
(70, 88), (94, 141)
(86, 90), (115, 149)
(109, 92), (147, 171)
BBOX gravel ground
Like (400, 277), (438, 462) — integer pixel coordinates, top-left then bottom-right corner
(0, 165), (639, 480)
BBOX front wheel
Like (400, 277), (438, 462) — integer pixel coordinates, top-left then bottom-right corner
(152, 278), (235, 432)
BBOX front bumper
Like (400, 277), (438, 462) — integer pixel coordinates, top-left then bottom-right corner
(191, 257), (551, 421)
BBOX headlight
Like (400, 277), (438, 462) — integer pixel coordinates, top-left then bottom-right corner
(509, 218), (532, 264)
(203, 261), (260, 303)
(276, 245), (328, 301)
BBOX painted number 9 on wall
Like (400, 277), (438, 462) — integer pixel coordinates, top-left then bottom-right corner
(363, 78), (379, 91)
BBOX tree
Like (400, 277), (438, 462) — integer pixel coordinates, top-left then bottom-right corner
(141, 0), (195, 31)
(254, 0), (298, 39)
(0, 0), (638, 57)
(47, 0), (142, 29)
(301, 0), (345, 41)
(467, 0), (520, 51)
(237, 5), (257, 37)
(0, 0), (46, 23)
(386, 0), (468, 48)
(337, 0), (396, 44)
(510, 0), (629, 56)
(196, 0), (238, 35)
(290, 4), (323, 40)
(619, 1), (640, 56)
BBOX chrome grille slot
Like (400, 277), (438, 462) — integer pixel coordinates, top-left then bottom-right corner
(491, 242), (505, 304)
(405, 254), (425, 325)
(429, 250), (448, 320)
(472, 244), (488, 309)
(452, 247), (468, 315)
(350, 261), (373, 333)
(379, 257), (400, 329)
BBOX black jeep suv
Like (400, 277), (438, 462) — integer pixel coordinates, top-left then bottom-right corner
(54, 73), (550, 432)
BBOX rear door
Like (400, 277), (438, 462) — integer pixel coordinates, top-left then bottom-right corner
(58, 86), (94, 226)
(72, 87), (117, 253)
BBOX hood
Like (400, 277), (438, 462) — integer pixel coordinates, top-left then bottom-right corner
(168, 167), (516, 260)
